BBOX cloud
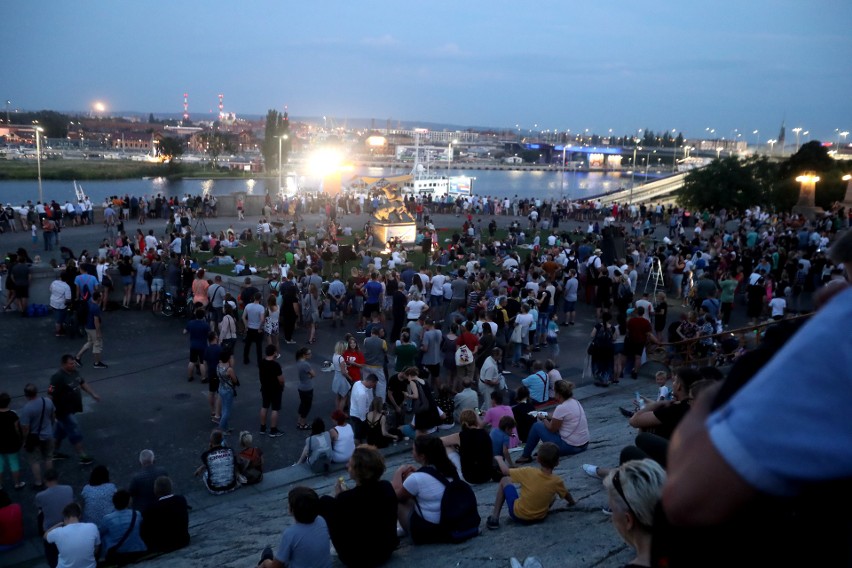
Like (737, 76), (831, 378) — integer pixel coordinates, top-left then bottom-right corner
(361, 34), (398, 47)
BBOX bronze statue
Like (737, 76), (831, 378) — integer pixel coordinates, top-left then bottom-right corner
(372, 183), (415, 223)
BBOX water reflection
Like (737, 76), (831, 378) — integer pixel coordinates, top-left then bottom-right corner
(245, 179), (256, 195)
(201, 179), (214, 196)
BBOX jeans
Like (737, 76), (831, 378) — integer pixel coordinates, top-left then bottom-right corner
(522, 422), (588, 458)
(54, 414), (83, 446)
(218, 386), (234, 431)
(512, 342), (523, 364)
(243, 329), (263, 364)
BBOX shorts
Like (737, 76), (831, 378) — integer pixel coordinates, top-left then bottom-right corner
(624, 340), (643, 358)
(207, 376), (220, 393)
(261, 388), (283, 411)
(0, 452), (20, 474)
(563, 300), (576, 312)
(208, 306), (223, 324)
(363, 302), (380, 317)
(189, 348), (205, 363)
(151, 278), (164, 293)
(26, 438), (55, 463)
(14, 285), (29, 299)
(54, 414), (83, 445)
(122, 275), (133, 286)
(350, 416), (365, 441)
(53, 307), (67, 325)
(502, 484), (538, 524)
(330, 299), (344, 314)
(86, 329), (103, 354)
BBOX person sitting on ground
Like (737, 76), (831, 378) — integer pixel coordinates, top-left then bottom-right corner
(441, 409), (500, 484)
(516, 380), (589, 464)
(297, 418), (333, 473)
(318, 445), (399, 568)
(257, 486), (331, 568)
(602, 459), (666, 568)
(392, 436), (459, 544)
(194, 429), (239, 495)
(452, 379), (479, 422)
(511, 385), (536, 444)
(486, 441), (575, 529)
(44, 502), (100, 568)
(237, 431), (264, 485)
(365, 397), (402, 449)
(80, 464), (116, 526)
(0, 489), (23, 550)
(98, 489), (147, 564)
(481, 390), (519, 449)
(128, 449), (168, 514)
(491, 415), (518, 469)
(329, 409), (356, 465)
(521, 360), (551, 404)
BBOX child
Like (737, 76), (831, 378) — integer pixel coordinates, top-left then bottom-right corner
(490, 415), (517, 469)
(486, 442), (575, 529)
(619, 370), (672, 419)
(257, 486), (331, 568)
(31, 223), (38, 250)
(546, 313), (560, 359)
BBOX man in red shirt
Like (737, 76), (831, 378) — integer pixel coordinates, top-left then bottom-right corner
(625, 306), (658, 379)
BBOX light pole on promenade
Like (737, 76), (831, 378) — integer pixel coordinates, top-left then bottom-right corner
(35, 125), (44, 203)
(792, 127), (802, 153)
(277, 134), (289, 195)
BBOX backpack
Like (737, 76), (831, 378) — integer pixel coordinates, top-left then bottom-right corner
(455, 343), (474, 366)
(589, 323), (614, 356)
(419, 466), (481, 543)
(306, 432), (332, 473)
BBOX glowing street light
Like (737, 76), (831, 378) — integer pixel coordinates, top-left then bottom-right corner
(752, 130), (759, 153)
(792, 127), (802, 152)
(839, 131), (850, 154)
(767, 139), (777, 156)
(447, 138), (458, 170)
(716, 147), (723, 160)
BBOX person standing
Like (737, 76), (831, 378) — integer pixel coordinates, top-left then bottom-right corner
(49, 355), (99, 465)
(49, 272), (72, 337)
(362, 327), (388, 402)
(216, 352), (240, 434)
(295, 347), (315, 430)
(0, 392), (24, 490)
(183, 309), (209, 382)
(207, 274), (226, 333)
(19, 384), (56, 490)
(243, 292), (266, 365)
(74, 291), (107, 369)
(348, 374), (377, 444)
(259, 345), (284, 437)
(419, 318), (443, 388)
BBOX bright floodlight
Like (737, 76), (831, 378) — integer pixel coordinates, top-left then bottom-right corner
(93, 101), (106, 113)
(367, 135), (386, 147)
(795, 174), (820, 183)
(308, 148), (344, 177)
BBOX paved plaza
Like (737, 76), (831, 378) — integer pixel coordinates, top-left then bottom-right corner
(1, 206), (741, 567)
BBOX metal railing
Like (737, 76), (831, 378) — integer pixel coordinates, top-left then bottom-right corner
(644, 313), (813, 370)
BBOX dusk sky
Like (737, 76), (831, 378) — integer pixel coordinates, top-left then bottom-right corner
(6, 1), (851, 143)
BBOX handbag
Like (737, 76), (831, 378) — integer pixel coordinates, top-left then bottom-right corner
(510, 323), (524, 344)
(25, 398), (46, 452)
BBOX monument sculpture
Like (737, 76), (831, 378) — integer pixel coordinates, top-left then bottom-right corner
(371, 182), (417, 246)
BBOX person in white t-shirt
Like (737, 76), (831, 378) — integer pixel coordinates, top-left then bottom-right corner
(44, 502), (100, 568)
(768, 296), (787, 320)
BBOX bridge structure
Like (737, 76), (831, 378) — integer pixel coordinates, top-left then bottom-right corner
(593, 169), (698, 206)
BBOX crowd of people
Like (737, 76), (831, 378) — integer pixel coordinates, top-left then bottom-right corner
(1, 185), (850, 566)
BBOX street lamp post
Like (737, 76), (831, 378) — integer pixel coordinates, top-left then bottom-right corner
(716, 147), (723, 160)
(753, 130), (759, 154)
(630, 145), (642, 204)
(35, 126), (44, 203)
(560, 145), (567, 199)
(768, 139), (777, 156)
(792, 127), (802, 152)
(447, 138), (457, 170)
(277, 134), (289, 195)
(840, 131), (850, 155)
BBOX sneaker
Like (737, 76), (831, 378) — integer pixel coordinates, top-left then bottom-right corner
(601, 506), (613, 516)
(237, 474), (248, 485)
(619, 407), (635, 419)
(79, 455), (94, 465)
(269, 428), (284, 438)
(582, 464), (600, 479)
(356, 329), (366, 334)
(486, 516), (500, 530)
(259, 425), (266, 435)
(396, 522), (407, 538)
(630, 370), (639, 380)
(93, 362), (108, 369)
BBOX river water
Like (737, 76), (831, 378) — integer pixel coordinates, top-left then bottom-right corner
(0, 166), (649, 206)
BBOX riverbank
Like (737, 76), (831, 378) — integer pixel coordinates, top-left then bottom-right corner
(0, 160), (258, 181)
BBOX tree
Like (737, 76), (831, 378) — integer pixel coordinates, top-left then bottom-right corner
(778, 141), (846, 209)
(198, 131), (235, 165)
(677, 156), (777, 211)
(262, 109), (290, 172)
(148, 113), (156, 124)
(157, 137), (184, 161)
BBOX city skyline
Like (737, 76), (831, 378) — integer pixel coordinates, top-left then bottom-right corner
(5, 1), (851, 144)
